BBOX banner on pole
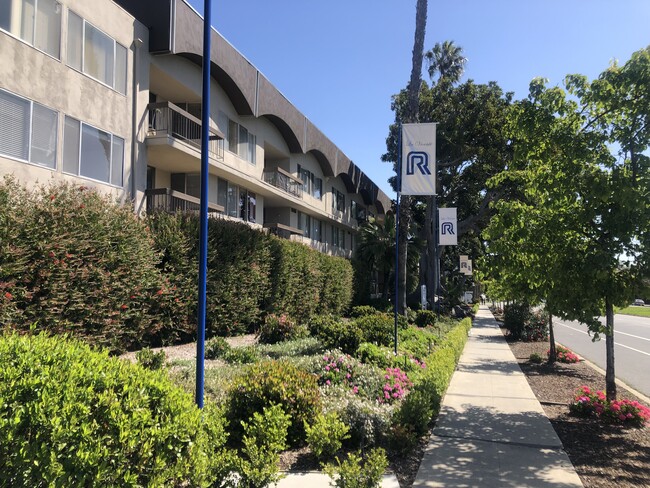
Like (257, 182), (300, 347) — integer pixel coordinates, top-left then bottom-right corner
(439, 207), (457, 245)
(401, 123), (436, 195)
(460, 255), (473, 275)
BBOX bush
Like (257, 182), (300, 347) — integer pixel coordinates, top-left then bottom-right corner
(226, 359), (322, 446)
(312, 316), (363, 355)
(350, 305), (379, 318)
(415, 310), (437, 328)
(324, 448), (388, 488)
(319, 353), (359, 388)
(223, 346), (259, 365)
(570, 386), (650, 427)
(232, 404), (290, 488)
(503, 302), (530, 340)
(304, 412), (350, 461)
(0, 332), (230, 487)
(318, 253), (354, 317)
(356, 342), (393, 369)
(354, 313), (397, 347)
(529, 352), (544, 364)
(551, 344), (579, 363)
(256, 337), (323, 359)
(257, 313), (306, 344)
(135, 347), (166, 370)
(0, 179), (187, 352)
(522, 310), (549, 342)
(205, 336), (231, 359)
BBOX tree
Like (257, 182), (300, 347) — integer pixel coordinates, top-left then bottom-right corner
(483, 47), (650, 398)
(356, 215), (396, 301)
(395, 0), (428, 315)
(425, 40), (467, 87)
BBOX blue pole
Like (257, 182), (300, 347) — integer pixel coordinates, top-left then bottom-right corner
(196, 0), (212, 409)
(394, 125), (402, 356)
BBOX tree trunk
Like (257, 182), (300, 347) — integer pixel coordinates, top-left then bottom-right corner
(605, 297), (617, 401)
(398, 0), (428, 315)
(547, 308), (556, 363)
(425, 195), (435, 307)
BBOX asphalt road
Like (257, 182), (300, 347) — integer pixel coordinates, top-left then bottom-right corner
(552, 309), (650, 398)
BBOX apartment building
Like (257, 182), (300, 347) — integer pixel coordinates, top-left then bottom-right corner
(0, 0), (391, 258)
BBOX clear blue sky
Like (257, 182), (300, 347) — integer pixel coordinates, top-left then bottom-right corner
(187, 0), (650, 198)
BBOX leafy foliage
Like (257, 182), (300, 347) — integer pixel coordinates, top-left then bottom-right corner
(304, 412), (350, 461)
(135, 347), (166, 370)
(324, 448), (388, 488)
(257, 313), (306, 344)
(0, 333), (230, 487)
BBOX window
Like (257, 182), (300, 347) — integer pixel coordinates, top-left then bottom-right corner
(239, 189), (256, 223)
(67, 11), (127, 94)
(0, 89), (57, 168)
(331, 225), (345, 248)
(171, 173), (200, 198)
(63, 116), (123, 186)
(297, 165), (322, 200)
(298, 211), (311, 238)
(332, 187), (345, 213)
(0, 0), (61, 58)
(219, 112), (256, 164)
(351, 200), (366, 221)
(312, 218), (322, 242)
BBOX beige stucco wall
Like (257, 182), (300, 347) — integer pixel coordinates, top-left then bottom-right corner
(0, 0), (148, 205)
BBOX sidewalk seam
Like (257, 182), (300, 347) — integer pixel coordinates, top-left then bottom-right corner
(432, 432), (566, 451)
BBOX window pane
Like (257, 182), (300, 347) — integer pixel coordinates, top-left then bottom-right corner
(0, 89), (30, 161)
(314, 177), (322, 199)
(217, 178), (228, 210)
(0, 1), (11, 33)
(35, 0), (61, 58)
(80, 123), (110, 182)
(21, 0), (35, 44)
(31, 102), (57, 168)
(238, 125), (248, 161)
(67, 11), (82, 70)
(227, 182), (238, 218)
(248, 134), (256, 165)
(114, 42), (127, 95)
(228, 119), (238, 154)
(110, 135), (124, 186)
(63, 116), (80, 174)
(84, 22), (114, 86)
(248, 192), (256, 223)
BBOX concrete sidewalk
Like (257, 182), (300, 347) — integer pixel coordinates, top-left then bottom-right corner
(413, 305), (583, 487)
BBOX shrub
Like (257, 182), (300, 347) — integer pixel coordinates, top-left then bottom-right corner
(318, 253), (354, 317)
(223, 346), (259, 365)
(312, 316), (363, 355)
(205, 336), (231, 359)
(324, 448), (388, 488)
(226, 359), (322, 446)
(0, 179), (186, 352)
(232, 404), (290, 488)
(569, 386), (650, 427)
(304, 412), (350, 461)
(503, 302), (530, 340)
(350, 305), (379, 318)
(355, 313), (397, 347)
(356, 342), (393, 369)
(522, 310), (549, 342)
(0, 332), (230, 487)
(379, 367), (412, 404)
(393, 389), (433, 436)
(135, 347), (166, 370)
(529, 352), (544, 364)
(257, 313), (306, 344)
(415, 310), (437, 328)
(319, 353), (358, 388)
(256, 336), (324, 359)
(550, 344), (579, 363)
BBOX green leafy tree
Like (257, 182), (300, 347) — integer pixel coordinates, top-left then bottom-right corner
(483, 47), (650, 398)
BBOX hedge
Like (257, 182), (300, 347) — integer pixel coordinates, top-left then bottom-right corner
(0, 178), (186, 352)
(0, 332), (231, 487)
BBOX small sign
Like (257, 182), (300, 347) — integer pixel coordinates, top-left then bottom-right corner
(439, 208), (457, 245)
(460, 255), (473, 275)
(401, 123), (437, 195)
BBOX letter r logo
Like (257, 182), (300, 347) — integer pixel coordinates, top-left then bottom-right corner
(406, 152), (431, 176)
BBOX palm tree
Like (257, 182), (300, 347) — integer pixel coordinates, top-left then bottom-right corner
(425, 40), (467, 86)
(356, 215), (396, 300)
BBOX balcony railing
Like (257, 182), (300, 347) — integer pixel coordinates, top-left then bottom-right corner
(145, 188), (224, 214)
(262, 167), (303, 198)
(147, 102), (224, 161)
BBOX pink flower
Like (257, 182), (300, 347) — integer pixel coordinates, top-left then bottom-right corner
(325, 380), (331, 386)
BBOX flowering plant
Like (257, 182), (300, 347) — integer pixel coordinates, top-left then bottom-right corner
(549, 344), (579, 363)
(570, 386), (650, 427)
(379, 367), (412, 404)
(320, 354), (357, 389)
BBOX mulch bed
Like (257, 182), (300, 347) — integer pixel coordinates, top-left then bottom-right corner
(507, 336), (650, 488)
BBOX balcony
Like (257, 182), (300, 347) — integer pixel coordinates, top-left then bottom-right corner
(145, 188), (224, 214)
(146, 102), (224, 162)
(262, 167), (303, 198)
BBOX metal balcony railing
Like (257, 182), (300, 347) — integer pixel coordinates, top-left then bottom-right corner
(262, 167), (303, 198)
(147, 102), (224, 161)
(145, 188), (224, 214)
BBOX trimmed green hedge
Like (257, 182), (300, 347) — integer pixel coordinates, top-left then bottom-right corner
(0, 332), (230, 487)
(395, 318), (472, 435)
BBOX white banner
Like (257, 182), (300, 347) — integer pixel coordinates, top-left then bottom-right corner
(439, 207), (457, 245)
(401, 123), (436, 195)
(460, 255), (473, 275)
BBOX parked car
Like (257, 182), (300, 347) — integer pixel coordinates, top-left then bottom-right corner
(633, 299), (645, 306)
